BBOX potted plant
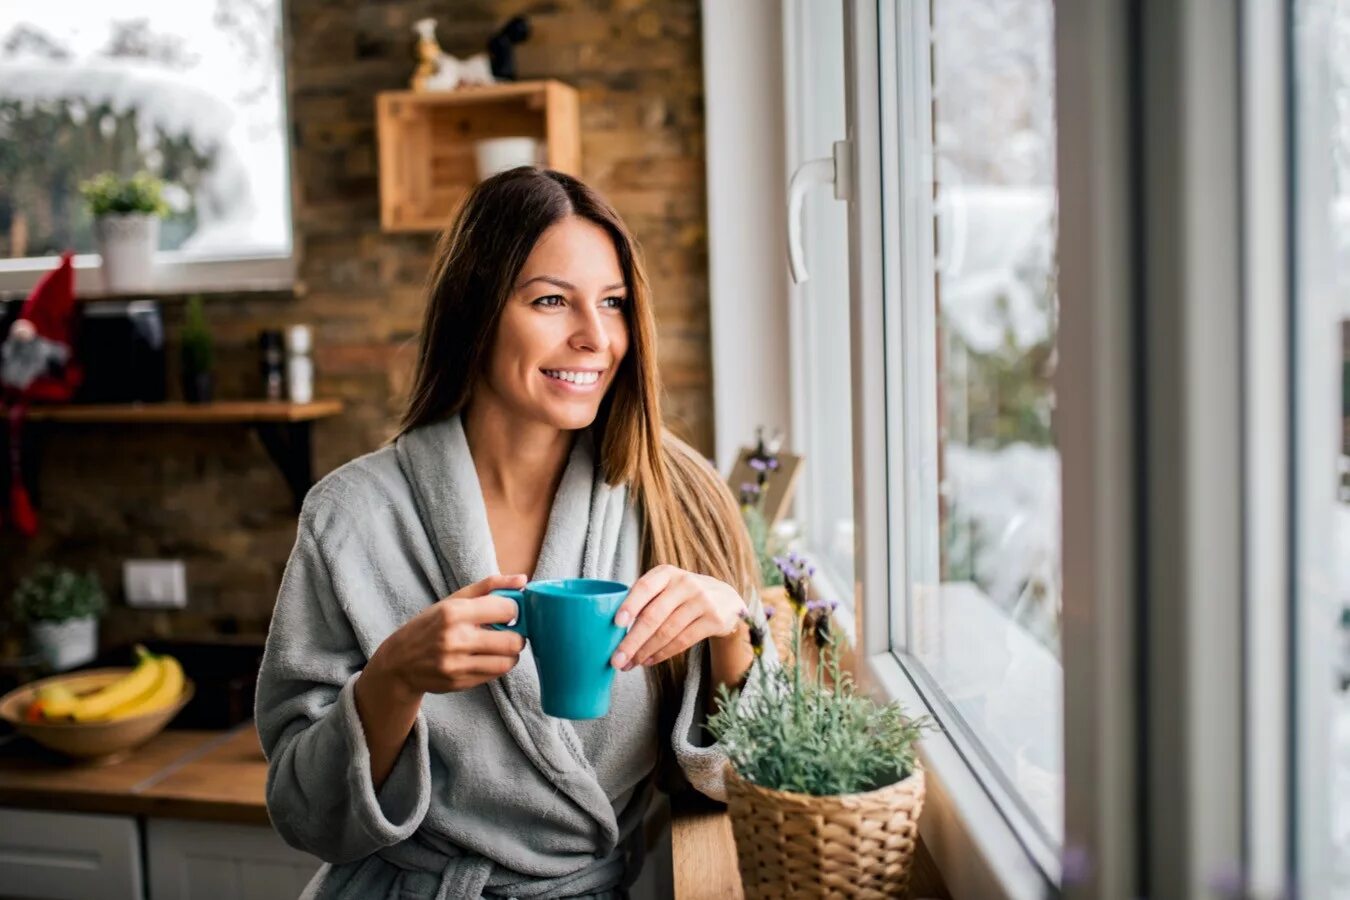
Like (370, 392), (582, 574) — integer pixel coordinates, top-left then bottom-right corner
(180, 294), (215, 403)
(10, 564), (107, 672)
(80, 171), (170, 294)
(709, 553), (930, 898)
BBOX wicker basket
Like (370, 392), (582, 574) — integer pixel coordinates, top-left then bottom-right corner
(725, 763), (926, 899)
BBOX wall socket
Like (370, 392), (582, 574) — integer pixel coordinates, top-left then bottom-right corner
(123, 559), (188, 609)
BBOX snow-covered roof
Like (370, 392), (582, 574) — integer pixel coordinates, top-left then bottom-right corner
(0, 58), (233, 151)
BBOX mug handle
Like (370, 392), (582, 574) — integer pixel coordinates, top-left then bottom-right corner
(487, 588), (527, 636)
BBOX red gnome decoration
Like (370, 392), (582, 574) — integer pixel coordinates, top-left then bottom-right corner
(0, 252), (84, 537)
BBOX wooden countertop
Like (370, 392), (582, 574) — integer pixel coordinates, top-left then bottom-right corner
(0, 722), (270, 825)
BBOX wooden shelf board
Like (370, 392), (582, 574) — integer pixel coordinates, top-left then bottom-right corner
(379, 79), (566, 107)
(21, 400), (343, 424)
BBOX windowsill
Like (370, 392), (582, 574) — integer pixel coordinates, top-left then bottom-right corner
(0, 251), (295, 298)
(859, 649), (1059, 900)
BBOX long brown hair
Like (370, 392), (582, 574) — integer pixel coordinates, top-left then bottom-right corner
(391, 167), (758, 743)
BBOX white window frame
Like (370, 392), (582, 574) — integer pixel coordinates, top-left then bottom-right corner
(0, 250), (294, 297)
(849, 1), (1060, 896)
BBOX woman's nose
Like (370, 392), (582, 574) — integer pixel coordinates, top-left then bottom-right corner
(569, 304), (609, 353)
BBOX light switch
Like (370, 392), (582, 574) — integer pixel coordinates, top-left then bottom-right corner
(123, 559), (188, 609)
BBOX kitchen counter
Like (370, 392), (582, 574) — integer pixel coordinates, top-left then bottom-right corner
(0, 722), (270, 825)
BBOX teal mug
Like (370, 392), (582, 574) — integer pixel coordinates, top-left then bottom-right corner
(488, 578), (630, 719)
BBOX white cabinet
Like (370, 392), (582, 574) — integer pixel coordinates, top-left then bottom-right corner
(145, 819), (319, 900)
(0, 808), (143, 900)
(0, 809), (319, 900)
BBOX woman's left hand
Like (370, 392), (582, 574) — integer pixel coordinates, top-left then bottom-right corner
(610, 565), (747, 671)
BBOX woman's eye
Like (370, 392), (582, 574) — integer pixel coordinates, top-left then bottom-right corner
(533, 295), (565, 308)
(603, 296), (627, 309)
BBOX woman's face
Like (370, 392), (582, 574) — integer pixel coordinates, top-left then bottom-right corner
(479, 215), (631, 431)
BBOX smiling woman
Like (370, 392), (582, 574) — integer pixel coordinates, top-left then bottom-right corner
(254, 166), (769, 899)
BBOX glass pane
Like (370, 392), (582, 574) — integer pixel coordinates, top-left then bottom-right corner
(1296, 0), (1350, 892)
(0, 1), (291, 259)
(900, 0), (1063, 844)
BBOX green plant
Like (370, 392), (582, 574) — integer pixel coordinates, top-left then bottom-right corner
(181, 294), (214, 374)
(10, 564), (106, 625)
(708, 553), (930, 796)
(79, 170), (170, 218)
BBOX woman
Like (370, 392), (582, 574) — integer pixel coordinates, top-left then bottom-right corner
(255, 167), (769, 899)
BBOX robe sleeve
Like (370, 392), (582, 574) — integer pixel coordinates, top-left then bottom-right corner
(669, 588), (780, 801)
(254, 501), (433, 864)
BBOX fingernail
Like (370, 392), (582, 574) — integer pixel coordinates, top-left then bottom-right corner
(615, 610), (632, 628)
(611, 651), (628, 669)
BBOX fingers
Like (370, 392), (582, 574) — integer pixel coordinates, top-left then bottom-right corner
(450, 593), (524, 627)
(449, 573), (527, 600)
(611, 570), (695, 670)
(626, 600), (703, 669)
(461, 654), (520, 678)
(467, 627), (526, 657)
(642, 621), (706, 668)
(612, 564), (678, 630)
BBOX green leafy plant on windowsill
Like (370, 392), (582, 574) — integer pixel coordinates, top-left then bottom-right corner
(708, 553), (930, 796)
(10, 564), (106, 626)
(79, 171), (171, 218)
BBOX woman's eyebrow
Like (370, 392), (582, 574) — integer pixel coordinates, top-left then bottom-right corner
(517, 275), (626, 292)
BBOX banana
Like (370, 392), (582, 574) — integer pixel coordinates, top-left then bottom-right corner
(35, 683), (80, 719)
(70, 645), (162, 722)
(103, 653), (185, 721)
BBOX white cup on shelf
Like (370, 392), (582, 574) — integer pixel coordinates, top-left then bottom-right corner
(474, 137), (541, 181)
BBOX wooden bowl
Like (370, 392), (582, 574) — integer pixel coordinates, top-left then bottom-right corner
(0, 667), (195, 765)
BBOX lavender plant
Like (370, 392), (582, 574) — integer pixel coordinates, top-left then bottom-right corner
(739, 426), (786, 588)
(708, 552), (929, 796)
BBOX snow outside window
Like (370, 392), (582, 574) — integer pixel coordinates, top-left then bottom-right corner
(0, 1), (292, 265)
(884, 0), (1064, 850)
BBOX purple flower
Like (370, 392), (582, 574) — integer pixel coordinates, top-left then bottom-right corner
(748, 457), (769, 473)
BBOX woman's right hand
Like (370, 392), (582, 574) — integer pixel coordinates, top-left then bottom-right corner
(368, 573), (529, 698)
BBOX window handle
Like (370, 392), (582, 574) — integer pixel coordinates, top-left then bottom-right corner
(787, 140), (852, 284)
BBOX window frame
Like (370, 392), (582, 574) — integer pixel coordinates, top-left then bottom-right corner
(853, 0), (1063, 890)
(0, 3), (297, 297)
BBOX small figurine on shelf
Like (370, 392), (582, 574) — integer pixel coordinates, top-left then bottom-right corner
(410, 15), (531, 92)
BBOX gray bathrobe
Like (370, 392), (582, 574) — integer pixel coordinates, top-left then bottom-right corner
(255, 414), (760, 899)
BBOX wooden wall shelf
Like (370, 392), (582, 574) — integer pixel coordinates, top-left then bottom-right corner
(22, 401), (342, 425)
(12, 400), (344, 512)
(376, 79), (581, 232)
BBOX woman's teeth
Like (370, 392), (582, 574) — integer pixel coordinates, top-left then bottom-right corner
(543, 369), (601, 385)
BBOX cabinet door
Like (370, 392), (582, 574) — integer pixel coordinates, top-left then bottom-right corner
(0, 808), (143, 900)
(145, 819), (318, 900)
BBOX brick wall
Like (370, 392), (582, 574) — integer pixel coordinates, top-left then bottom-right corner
(0, 0), (713, 649)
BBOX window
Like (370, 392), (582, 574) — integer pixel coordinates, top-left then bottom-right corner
(784, 0), (855, 601)
(0, 0), (292, 290)
(882, 0), (1063, 851)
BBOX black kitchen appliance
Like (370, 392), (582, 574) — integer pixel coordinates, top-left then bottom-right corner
(72, 299), (167, 403)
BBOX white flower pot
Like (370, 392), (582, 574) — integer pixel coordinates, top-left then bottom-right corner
(30, 616), (99, 672)
(93, 214), (159, 293)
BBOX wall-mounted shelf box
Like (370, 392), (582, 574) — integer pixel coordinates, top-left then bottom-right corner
(376, 79), (582, 233)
